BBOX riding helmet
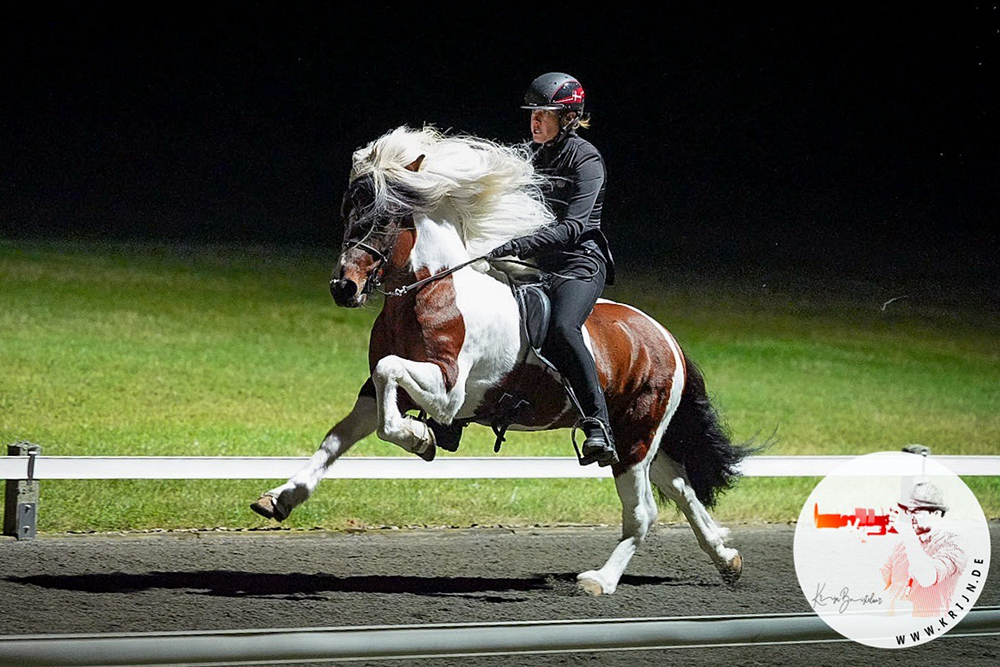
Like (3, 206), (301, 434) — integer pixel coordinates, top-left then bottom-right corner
(521, 72), (585, 113)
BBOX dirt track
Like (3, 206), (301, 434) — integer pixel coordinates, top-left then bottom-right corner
(1, 522), (998, 666)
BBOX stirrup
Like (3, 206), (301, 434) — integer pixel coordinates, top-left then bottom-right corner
(571, 417), (618, 467)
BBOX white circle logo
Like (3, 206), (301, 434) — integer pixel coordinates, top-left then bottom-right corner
(793, 451), (991, 648)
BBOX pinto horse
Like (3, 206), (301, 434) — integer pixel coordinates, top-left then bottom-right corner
(251, 126), (752, 595)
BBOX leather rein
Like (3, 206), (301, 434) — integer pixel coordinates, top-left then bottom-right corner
(341, 242), (601, 300)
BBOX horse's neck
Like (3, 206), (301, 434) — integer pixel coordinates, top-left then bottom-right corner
(409, 213), (470, 275)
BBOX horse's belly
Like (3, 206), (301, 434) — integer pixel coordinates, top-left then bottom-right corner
(469, 356), (575, 429)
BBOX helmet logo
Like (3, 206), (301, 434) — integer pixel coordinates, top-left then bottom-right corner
(553, 84), (585, 106)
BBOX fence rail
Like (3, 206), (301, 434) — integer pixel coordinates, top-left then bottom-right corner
(4, 448), (999, 539)
(1, 607), (998, 665)
(2, 449), (998, 662)
(3, 454), (1000, 480)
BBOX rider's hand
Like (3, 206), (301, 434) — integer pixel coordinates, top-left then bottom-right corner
(487, 239), (521, 260)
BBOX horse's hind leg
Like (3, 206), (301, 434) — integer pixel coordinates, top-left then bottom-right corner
(250, 381), (377, 522)
(577, 462), (657, 595)
(648, 453), (743, 585)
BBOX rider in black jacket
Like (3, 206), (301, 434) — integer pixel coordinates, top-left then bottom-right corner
(424, 73), (618, 468)
(486, 72), (618, 467)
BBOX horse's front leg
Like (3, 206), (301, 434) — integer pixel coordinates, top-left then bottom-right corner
(250, 381), (377, 522)
(372, 354), (460, 459)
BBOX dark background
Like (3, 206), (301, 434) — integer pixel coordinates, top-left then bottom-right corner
(2, 3), (997, 280)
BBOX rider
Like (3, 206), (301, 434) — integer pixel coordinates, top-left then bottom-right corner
(425, 72), (617, 467)
(487, 72), (618, 467)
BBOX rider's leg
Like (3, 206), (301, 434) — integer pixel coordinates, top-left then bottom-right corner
(541, 260), (617, 467)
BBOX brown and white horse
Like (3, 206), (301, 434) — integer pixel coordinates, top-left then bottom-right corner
(252, 126), (752, 594)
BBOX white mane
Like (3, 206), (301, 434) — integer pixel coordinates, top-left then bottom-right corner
(349, 126), (554, 257)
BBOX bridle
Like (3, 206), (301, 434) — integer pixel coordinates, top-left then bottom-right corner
(336, 238), (389, 298)
(381, 255), (487, 298)
(338, 212), (486, 300)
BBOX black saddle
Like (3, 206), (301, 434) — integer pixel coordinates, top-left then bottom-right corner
(513, 281), (551, 356)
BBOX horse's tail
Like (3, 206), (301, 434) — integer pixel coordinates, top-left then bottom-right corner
(655, 352), (767, 508)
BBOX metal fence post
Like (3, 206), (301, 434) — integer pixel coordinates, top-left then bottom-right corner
(3, 442), (40, 540)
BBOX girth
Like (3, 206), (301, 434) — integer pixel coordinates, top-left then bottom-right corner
(414, 275), (585, 456)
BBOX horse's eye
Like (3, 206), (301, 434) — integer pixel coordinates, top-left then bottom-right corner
(345, 223), (367, 242)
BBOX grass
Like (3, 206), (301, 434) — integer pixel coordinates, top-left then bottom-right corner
(1, 240), (998, 532)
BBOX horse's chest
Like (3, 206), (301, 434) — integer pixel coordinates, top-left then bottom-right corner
(368, 276), (466, 389)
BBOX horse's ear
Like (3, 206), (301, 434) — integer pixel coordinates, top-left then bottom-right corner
(405, 155), (425, 172)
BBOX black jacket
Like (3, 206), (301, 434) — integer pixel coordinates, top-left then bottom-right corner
(511, 132), (616, 285)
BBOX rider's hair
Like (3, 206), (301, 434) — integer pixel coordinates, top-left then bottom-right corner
(561, 111), (591, 132)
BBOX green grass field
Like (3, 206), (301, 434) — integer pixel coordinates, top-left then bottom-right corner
(2, 240), (998, 532)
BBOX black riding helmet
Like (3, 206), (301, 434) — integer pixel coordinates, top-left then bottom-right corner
(521, 72), (585, 114)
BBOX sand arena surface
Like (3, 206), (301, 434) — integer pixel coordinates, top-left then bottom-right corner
(1, 523), (998, 665)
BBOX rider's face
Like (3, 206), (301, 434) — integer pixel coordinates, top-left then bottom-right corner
(907, 507), (942, 536)
(530, 109), (560, 144)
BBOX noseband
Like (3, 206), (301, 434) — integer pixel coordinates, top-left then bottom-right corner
(336, 240), (388, 297)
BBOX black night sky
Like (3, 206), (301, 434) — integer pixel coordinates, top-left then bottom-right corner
(3, 3), (998, 280)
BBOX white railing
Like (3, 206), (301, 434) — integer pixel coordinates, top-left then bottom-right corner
(2, 451), (998, 663)
(0, 608), (998, 665)
(3, 454), (1000, 480)
(4, 450), (998, 540)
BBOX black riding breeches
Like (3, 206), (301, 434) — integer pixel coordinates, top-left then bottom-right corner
(539, 256), (610, 427)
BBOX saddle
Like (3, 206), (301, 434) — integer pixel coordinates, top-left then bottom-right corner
(512, 280), (552, 357)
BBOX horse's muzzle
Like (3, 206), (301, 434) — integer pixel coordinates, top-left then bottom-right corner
(330, 278), (362, 307)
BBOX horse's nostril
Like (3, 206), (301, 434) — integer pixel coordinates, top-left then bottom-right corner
(330, 278), (358, 303)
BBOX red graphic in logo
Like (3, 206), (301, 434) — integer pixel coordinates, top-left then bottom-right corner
(814, 503), (898, 536)
(553, 85), (585, 106)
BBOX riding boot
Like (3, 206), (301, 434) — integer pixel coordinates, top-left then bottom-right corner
(578, 417), (618, 467)
(426, 419), (465, 452)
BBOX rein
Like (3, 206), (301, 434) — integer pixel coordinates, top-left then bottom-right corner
(379, 252), (603, 299)
(382, 256), (486, 298)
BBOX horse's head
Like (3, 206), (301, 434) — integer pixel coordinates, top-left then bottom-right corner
(330, 161), (422, 308)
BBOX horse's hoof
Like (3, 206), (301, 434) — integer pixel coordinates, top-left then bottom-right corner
(416, 444), (436, 462)
(718, 552), (743, 588)
(250, 494), (289, 522)
(576, 571), (613, 596)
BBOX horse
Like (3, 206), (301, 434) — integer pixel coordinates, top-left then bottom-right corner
(251, 125), (753, 595)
